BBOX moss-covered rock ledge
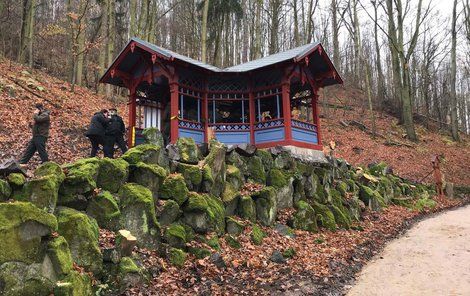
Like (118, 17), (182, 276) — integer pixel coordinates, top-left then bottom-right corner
(0, 128), (440, 295)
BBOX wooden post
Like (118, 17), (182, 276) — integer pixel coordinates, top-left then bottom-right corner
(128, 84), (137, 147)
(313, 88), (322, 145)
(249, 83), (256, 144)
(203, 79), (209, 143)
(282, 80), (292, 141)
(169, 77), (179, 144)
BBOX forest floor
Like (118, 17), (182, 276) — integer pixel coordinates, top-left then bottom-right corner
(347, 204), (470, 296)
(1, 58), (468, 185)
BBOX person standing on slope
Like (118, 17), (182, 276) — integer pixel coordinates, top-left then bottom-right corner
(104, 108), (127, 158)
(19, 103), (51, 165)
(85, 109), (109, 157)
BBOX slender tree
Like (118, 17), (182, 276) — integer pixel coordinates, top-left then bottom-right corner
(450, 0), (459, 141)
(18, 0), (35, 67)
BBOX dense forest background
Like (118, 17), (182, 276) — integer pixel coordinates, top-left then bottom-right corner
(0, 0), (469, 141)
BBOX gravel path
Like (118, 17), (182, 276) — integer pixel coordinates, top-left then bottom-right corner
(347, 205), (470, 296)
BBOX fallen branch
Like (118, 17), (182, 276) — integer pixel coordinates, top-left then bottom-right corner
(5, 75), (61, 108)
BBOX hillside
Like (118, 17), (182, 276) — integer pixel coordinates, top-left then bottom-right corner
(0, 58), (468, 185)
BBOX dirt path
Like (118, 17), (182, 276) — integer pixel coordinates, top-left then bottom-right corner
(347, 205), (470, 296)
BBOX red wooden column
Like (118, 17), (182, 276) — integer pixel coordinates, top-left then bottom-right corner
(169, 77), (179, 144)
(282, 80), (292, 141)
(128, 84), (137, 147)
(202, 81), (209, 143)
(313, 88), (322, 145)
(248, 84), (256, 145)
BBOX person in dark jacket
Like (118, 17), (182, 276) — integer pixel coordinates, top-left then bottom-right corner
(19, 103), (51, 165)
(104, 108), (127, 158)
(85, 109), (109, 157)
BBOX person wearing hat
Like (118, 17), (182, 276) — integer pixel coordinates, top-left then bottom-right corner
(104, 108), (127, 158)
(85, 109), (110, 157)
(19, 103), (51, 165)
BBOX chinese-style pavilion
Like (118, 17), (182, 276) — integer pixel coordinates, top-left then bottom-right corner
(100, 38), (342, 150)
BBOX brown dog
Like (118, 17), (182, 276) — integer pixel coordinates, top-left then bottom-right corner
(431, 154), (444, 196)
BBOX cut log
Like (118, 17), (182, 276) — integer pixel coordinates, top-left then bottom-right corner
(116, 229), (137, 257)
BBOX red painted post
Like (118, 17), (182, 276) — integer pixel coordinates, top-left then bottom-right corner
(169, 78), (179, 144)
(128, 84), (137, 147)
(313, 88), (322, 146)
(203, 80), (209, 143)
(249, 85), (256, 145)
(282, 80), (292, 141)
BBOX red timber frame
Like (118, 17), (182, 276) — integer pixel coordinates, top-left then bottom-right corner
(101, 40), (340, 150)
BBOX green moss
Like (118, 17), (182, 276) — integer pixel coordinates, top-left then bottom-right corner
(225, 235), (241, 249)
(159, 174), (189, 205)
(35, 162), (65, 183)
(359, 185), (386, 210)
(188, 247), (211, 259)
(157, 199), (181, 226)
(282, 247), (296, 259)
(54, 270), (92, 296)
(23, 175), (60, 212)
(315, 183), (327, 203)
(0, 202), (57, 264)
(368, 161), (388, 176)
(221, 182), (240, 215)
(168, 248), (187, 267)
(86, 190), (120, 230)
(238, 195), (256, 222)
(204, 195), (226, 235)
(142, 127), (164, 146)
(226, 165), (243, 190)
(185, 191), (209, 212)
(250, 224), (266, 246)
(289, 201), (318, 232)
(47, 236), (73, 277)
(336, 181), (349, 197)
(312, 202), (336, 231)
(201, 141), (227, 196)
(59, 158), (100, 205)
(330, 205), (351, 229)
(7, 173), (26, 187)
(176, 163), (202, 190)
(226, 216), (245, 235)
(0, 262), (54, 296)
(206, 236), (221, 251)
(267, 168), (288, 188)
(122, 144), (162, 165)
(96, 158), (129, 193)
(413, 196), (437, 212)
(130, 162), (167, 197)
(251, 186), (277, 226)
(56, 207), (102, 274)
(119, 257), (140, 274)
(176, 137), (199, 163)
(255, 149), (274, 171)
(164, 223), (188, 248)
(0, 179), (11, 201)
(246, 156), (266, 184)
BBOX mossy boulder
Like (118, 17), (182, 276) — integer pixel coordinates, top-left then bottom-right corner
(122, 144), (168, 168)
(164, 223), (189, 248)
(0, 261), (55, 296)
(183, 192), (225, 235)
(59, 158), (101, 210)
(0, 179), (11, 201)
(273, 151), (295, 170)
(255, 149), (274, 171)
(188, 247), (211, 259)
(225, 235), (241, 249)
(226, 151), (248, 176)
(336, 181), (349, 198)
(288, 201), (318, 232)
(118, 183), (161, 248)
(7, 173), (26, 188)
(176, 162), (202, 191)
(35, 162), (65, 183)
(159, 174), (189, 206)
(142, 127), (164, 146)
(226, 216), (245, 235)
(250, 224), (266, 246)
(304, 174), (320, 198)
(226, 165), (243, 191)
(54, 270), (92, 296)
(176, 137), (199, 164)
(117, 256), (146, 290)
(202, 141), (227, 196)
(237, 195), (256, 222)
(221, 182), (240, 216)
(21, 174), (61, 213)
(245, 156), (266, 184)
(0, 202), (57, 264)
(168, 248), (187, 267)
(368, 161), (389, 176)
(330, 205), (351, 229)
(96, 158), (129, 193)
(359, 185), (386, 211)
(86, 190), (121, 230)
(251, 186), (277, 226)
(378, 176), (394, 203)
(56, 207), (102, 275)
(156, 199), (182, 226)
(129, 162), (167, 198)
(46, 236), (73, 277)
(267, 168), (293, 209)
(312, 202), (336, 231)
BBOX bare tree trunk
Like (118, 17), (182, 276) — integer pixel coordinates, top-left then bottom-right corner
(253, 0), (262, 59)
(98, 0), (108, 94)
(201, 0), (209, 63)
(372, 0), (385, 102)
(450, 0), (459, 141)
(18, 0), (35, 67)
(106, 0), (115, 96)
(75, 0), (88, 87)
(331, 0), (340, 69)
(269, 0), (281, 54)
(293, 0), (300, 46)
(129, 0), (137, 38)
